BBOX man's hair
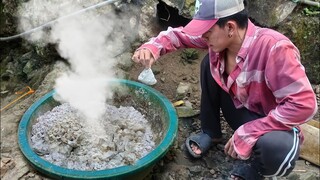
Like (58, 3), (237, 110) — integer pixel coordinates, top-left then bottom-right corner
(216, 0), (248, 29)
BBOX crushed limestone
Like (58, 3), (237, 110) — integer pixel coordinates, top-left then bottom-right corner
(30, 103), (155, 170)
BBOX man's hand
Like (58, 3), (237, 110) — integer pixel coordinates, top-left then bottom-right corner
(224, 136), (239, 159)
(132, 48), (155, 68)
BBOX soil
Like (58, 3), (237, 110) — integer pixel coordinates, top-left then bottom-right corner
(128, 48), (206, 104)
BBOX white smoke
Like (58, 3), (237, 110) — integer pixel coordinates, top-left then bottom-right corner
(51, 7), (116, 129)
(18, 0), (137, 136)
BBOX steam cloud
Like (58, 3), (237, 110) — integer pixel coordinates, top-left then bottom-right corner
(18, 0), (137, 136)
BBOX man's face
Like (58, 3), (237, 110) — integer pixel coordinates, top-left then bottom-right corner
(201, 24), (229, 53)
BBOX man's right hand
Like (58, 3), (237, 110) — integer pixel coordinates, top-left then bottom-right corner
(131, 48), (156, 68)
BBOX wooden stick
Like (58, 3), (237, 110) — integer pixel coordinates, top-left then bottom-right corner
(0, 86), (34, 112)
(292, 169), (307, 173)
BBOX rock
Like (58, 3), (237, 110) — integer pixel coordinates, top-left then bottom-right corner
(116, 52), (133, 71)
(188, 165), (203, 175)
(276, 13), (320, 84)
(162, 0), (185, 12)
(0, 158), (15, 178)
(209, 169), (216, 175)
(137, 0), (161, 42)
(0, 0), (19, 35)
(299, 172), (319, 180)
(287, 173), (300, 180)
(183, 100), (192, 107)
(248, 0), (297, 27)
(176, 82), (191, 99)
(1, 155), (29, 180)
(175, 106), (199, 118)
(161, 0), (296, 27)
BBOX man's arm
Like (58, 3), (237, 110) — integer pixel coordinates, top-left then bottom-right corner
(135, 27), (207, 63)
(233, 40), (318, 159)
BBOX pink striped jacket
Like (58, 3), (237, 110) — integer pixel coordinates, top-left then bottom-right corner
(138, 20), (318, 159)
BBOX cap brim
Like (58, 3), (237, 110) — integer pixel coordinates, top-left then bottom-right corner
(182, 19), (218, 36)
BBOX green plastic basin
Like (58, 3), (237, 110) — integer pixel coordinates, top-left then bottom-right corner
(18, 79), (178, 179)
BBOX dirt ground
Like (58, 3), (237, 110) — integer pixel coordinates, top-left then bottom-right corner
(0, 47), (319, 180)
(128, 48), (206, 106)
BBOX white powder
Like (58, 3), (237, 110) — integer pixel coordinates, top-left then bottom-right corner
(31, 103), (155, 170)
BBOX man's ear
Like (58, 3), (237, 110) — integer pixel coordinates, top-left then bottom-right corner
(226, 21), (237, 33)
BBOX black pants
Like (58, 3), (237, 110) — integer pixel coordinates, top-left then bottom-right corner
(199, 54), (300, 177)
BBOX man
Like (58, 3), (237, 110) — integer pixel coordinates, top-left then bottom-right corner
(131, 0), (318, 179)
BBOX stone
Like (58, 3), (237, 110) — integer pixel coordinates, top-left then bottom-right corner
(188, 165), (203, 175)
(247, 0), (297, 27)
(175, 106), (199, 118)
(116, 52), (133, 71)
(0, 158), (15, 178)
(176, 82), (191, 99)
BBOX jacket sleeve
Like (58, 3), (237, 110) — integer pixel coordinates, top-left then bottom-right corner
(138, 27), (208, 60)
(233, 40), (318, 160)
